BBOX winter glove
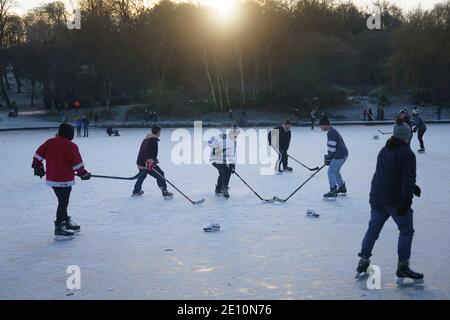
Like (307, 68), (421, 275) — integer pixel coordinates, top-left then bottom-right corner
(76, 167), (91, 180)
(32, 159), (45, 178)
(145, 159), (159, 172)
(324, 155), (332, 166)
(414, 185), (421, 198)
(229, 164), (236, 174)
(80, 172), (91, 180)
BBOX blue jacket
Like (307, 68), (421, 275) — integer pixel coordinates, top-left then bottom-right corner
(327, 127), (348, 159)
(370, 138), (416, 208)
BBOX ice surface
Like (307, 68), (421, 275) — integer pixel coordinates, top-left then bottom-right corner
(1, 125), (449, 299)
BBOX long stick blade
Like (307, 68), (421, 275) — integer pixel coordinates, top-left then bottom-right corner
(272, 196), (285, 203)
(192, 198), (206, 205)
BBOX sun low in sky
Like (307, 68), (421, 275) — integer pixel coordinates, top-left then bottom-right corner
(202, 0), (237, 23)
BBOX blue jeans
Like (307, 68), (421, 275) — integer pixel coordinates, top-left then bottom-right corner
(327, 157), (347, 188)
(360, 206), (415, 262)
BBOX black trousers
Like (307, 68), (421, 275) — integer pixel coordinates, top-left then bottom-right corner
(76, 127), (81, 137)
(212, 163), (234, 188)
(276, 149), (288, 171)
(417, 129), (426, 149)
(133, 167), (167, 194)
(83, 126), (89, 137)
(53, 187), (72, 225)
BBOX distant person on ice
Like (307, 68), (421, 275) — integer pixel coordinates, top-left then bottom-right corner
(310, 110), (316, 130)
(32, 123), (91, 240)
(356, 118), (423, 284)
(412, 108), (427, 153)
(82, 116), (89, 137)
(320, 116), (349, 199)
(132, 124), (173, 199)
(75, 118), (82, 137)
(268, 120), (292, 173)
(208, 125), (240, 198)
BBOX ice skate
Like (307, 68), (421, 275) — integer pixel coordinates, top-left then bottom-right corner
(132, 190), (144, 197)
(396, 260), (424, 286)
(222, 187), (230, 198)
(54, 221), (75, 241)
(203, 223), (220, 232)
(66, 216), (80, 234)
(336, 183), (347, 196)
(161, 188), (174, 200)
(355, 257), (370, 279)
(215, 184), (222, 196)
(417, 148), (425, 153)
(284, 166), (293, 172)
(323, 186), (338, 200)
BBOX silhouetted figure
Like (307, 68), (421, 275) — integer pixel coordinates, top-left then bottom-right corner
(107, 127), (120, 136)
(75, 118), (82, 137)
(82, 116), (89, 137)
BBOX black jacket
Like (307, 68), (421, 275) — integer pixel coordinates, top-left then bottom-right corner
(369, 138), (416, 208)
(413, 115), (427, 132)
(268, 125), (291, 151)
(136, 134), (159, 168)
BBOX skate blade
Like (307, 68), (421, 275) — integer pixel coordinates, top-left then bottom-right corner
(355, 272), (369, 280)
(323, 197), (337, 201)
(163, 195), (174, 200)
(54, 235), (75, 241)
(396, 277), (424, 286)
(203, 228), (220, 232)
(337, 193), (347, 197)
(71, 229), (81, 234)
(193, 198), (206, 205)
(131, 193), (144, 197)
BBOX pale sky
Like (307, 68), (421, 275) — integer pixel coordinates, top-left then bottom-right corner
(10, 0), (447, 15)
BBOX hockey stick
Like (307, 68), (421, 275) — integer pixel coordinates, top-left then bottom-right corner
(151, 169), (205, 205)
(288, 155), (320, 171)
(91, 173), (140, 180)
(377, 129), (393, 135)
(271, 146), (319, 171)
(232, 169), (275, 203)
(273, 164), (326, 203)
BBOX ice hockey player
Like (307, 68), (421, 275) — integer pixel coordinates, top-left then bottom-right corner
(208, 125), (240, 198)
(412, 108), (427, 153)
(319, 116), (349, 199)
(32, 123), (91, 240)
(356, 118), (424, 285)
(268, 120), (292, 173)
(397, 108), (413, 142)
(132, 124), (173, 199)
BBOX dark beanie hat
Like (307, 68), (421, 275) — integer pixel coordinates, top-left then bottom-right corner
(319, 116), (330, 126)
(58, 123), (74, 140)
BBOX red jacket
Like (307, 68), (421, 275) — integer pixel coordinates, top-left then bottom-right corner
(33, 135), (87, 187)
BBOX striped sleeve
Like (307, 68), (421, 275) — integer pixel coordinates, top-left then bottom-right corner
(327, 131), (337, 158)
(34, 141), (48, 161)
(70, 144), (85, 172)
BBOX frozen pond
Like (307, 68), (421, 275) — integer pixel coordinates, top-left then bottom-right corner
(1, 125), (449, 299)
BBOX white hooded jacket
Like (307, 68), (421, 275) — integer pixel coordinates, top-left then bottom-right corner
(208, 129), (240, 164)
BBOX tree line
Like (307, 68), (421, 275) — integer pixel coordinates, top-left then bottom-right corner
(0, 0), (449, 115)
